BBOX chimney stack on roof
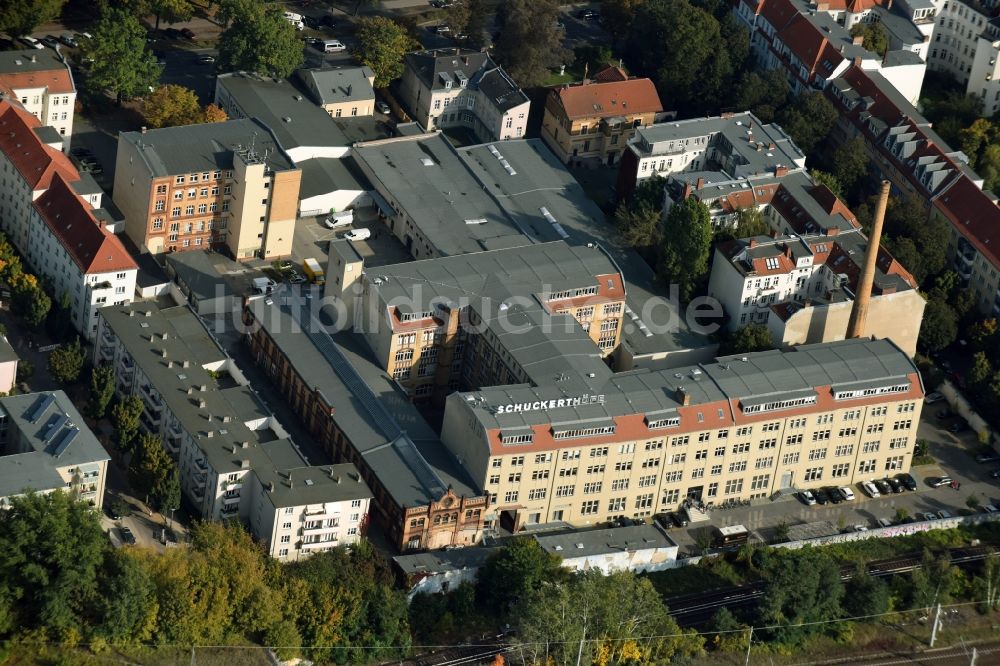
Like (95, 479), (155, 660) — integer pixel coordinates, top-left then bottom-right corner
(846, 180), (890, 339)
(852, 35), (864, 45)
(675, 387), (691, 406)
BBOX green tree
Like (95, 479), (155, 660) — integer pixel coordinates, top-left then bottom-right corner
(733, 69), (790, 124)
(494, 0), (571, 88)
(87, 365), (116, 420)
(0, 0), (66, 38)
(778, 92), (838, 156)
(831, 137), (870, 196)
(129, 433), (177, 511)
(731, 207), (770, 239)
(660, 197), (714, 301)
(514, 571), (704, 665)
(95, 549), (157, 644)
(810, 169), (843, 198)
(719, 323), (774, 355)
(82, 7), (162, 104)
(143, 84), (203, 128)
(0, 492), (107, 634)
(462, 0), (489, 49)
(919, 298), (958, 353)
(217, 0), (304, 79)
(759, 550), (845, 645)
(627, 0), (743, 115)
(573, 44), (614, 78)
(706, 606), (749, 652)
(112, 395), (144, 452)
(265, 619), (303, 660)
(476, 537), (565, 616)
(354, 16), (418, 88)
(850, 21), (888, 56)
(48, 337), (85, 385)
(149, 0), (194, 30)
(969, 351), (993, 396)
(601, 0), (646, 43)
(969, 317), (998, 351)
(616, 205), (662, 250)
(843, 570), (890, 617)
(959, 117), (994, 167)
(978, 143), (1000, 193)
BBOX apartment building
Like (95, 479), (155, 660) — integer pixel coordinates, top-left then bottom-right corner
(0, 391), (109, 510)
(823, 63), (1000, 314)
(616, 111), (806, 200)
(243, 297), (489, 552)
(113, 119), (302, 261)
(927, 0), (1000, 115)
(95, 301), (372, 561)
(708, 231), (925, 354)
(0, 49), (76, 142)
(540, 68), (662, 166)
(297, 65), (376, 118)
(348, 241), (625, 406)
(399, 48), (530, 142)
(441, 337), (923, 530)
(734, 0), (927, 104)
(0, 101), (136, 340)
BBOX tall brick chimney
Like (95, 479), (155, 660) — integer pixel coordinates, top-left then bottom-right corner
(846, 180), (890, 339)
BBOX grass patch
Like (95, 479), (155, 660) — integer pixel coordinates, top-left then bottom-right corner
(547, 71), (574, 86)
(912, 455), (936, 466)
(644, 555), (748, 597)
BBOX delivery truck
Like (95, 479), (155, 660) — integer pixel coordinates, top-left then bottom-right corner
(302, 257), (325, 285)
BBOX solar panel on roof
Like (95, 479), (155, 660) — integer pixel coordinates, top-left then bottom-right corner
(27, 393), (56, 423)
(43, 413), (69, 442)
(52, 427), (78, 457)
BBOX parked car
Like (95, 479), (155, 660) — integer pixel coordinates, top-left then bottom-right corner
(814, 488), (831, 505)
(886, 477), (904, 494)
(59, 33), (78, 47)
(344, 228), (371, 241)
(277, 260), (294, 271)
(19, 36), (44, 49)
(180, 28), (196, 40)
(197, 54), (216, 64)
(983, 504), (999, 514)
(826, 487), (844, 504)
(921, 512), (938, 522)
(876, 517), (893, 528)
(937, 510), (953, 519)
(850, 524), (869, 532)
(377, 100), (391, 114)
(897, 473), (918, 491)
(861, 480), (880, 498)
(653, 513), (673, 530)
(41, 35), (60, 48)
(289, 273), (307, 285)
(323, 39), (346, 53)
(975, 451), (1000, 464)
(839, 486), (855, 501)
(614, 516), (637, 527)
(924, 391), (944, 404)
(434, 24), (451, 33)
(928, 475), (953, 488)
(799, 489), (817, 506)
(119, 526), (137, 545)
(873, 479), (892, 495)
(670, 511), (689, 528)
(578, 9), (600, 19)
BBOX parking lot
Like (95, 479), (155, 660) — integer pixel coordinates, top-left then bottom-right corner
(291, 207), (411, 271)
(658, 402), (1000, 556)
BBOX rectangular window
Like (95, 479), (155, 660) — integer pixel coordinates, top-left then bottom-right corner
(724, 478), (743, 495)
(831, 463), (850, 478)
(581, 500), (599, 515)
(804, 467), (823, 481)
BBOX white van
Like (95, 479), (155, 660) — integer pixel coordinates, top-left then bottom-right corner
(252, 277), (277, 294)
(283, 12), (304, 30)
(324, 39), (346, 53)
(344, 228), (371, 241)
(324, 210), (353, 228)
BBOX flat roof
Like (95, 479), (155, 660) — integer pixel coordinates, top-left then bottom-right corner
(246, 297), (482, 508)
(216, 72), (386, 152)
(535, 524), (676, 557)
(118, 118), (295, 177)
(98, 301), (370, 508)
(298, 155), (370, 199)
(0, 391), (109, 499)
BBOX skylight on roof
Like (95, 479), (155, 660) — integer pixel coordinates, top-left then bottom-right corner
(420, 157), (435, 166)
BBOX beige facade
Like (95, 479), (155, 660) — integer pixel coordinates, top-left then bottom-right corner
(113, 122), (301, 261)
(441, 339), (924, 531)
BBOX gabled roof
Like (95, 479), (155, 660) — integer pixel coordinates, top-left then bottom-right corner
(934, 175), (1000, 268)
(32, 174), (137, 275)
(0, 100), (77, 190)
(551, 77), (662, 120)
(0, 49), (74, 95)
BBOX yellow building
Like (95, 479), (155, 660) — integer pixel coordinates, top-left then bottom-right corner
(441, 338), (923, 532)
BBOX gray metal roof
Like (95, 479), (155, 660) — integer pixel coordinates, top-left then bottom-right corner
(458, 337), (920, 431)
(404, 48), (528, 112)
(393, 543), (499, 574)
(118, 118), (295, 177)
(246, 297), (482, 508)
(631, 112), (805, 179)
(298, 156), (369, 199)
(535, 524), (676, 557)
(0, 49), (71, 77)
(353, 134), (557, 255)
(216, 73), (386, 152)
(0, 391), (109, 499)
(297, 65), (375, 106)
(98, 302), (370, 508)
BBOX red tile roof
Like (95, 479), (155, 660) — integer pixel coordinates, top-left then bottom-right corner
(934, 175), (1000, 269)
(808, 184), (861, 229)
(0, 99), (77, 190)
(552, 77), (662, 120)
(33, 174), (137, 274)
(759, 0), (800, 32)
(593, 65), (629, 83)
(0, 68), (74, 96)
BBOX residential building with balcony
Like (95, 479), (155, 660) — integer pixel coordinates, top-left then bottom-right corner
(708, 230), (925, 354)
(399, 48), (530, 142)
(113, 119), (302, 261)
(0, 391), (109, 509)
(94, 301), (372, 560)
(0, 49), (76, 142)
(243, 297), (489, 552)
(0, 101), (136, 340)
(925, 0), (1000, 116)
(540, 68), (663, 166)
(297, 65), (377, 119)
(441, 337), (923, 532)
(616, 111), (807, 200)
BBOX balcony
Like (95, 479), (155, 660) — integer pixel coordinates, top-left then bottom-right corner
(220, 503), (239, 517)
(222, 494), (240, 506)
(98, 344), (114, 362)
(194, 458), (207, 472)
